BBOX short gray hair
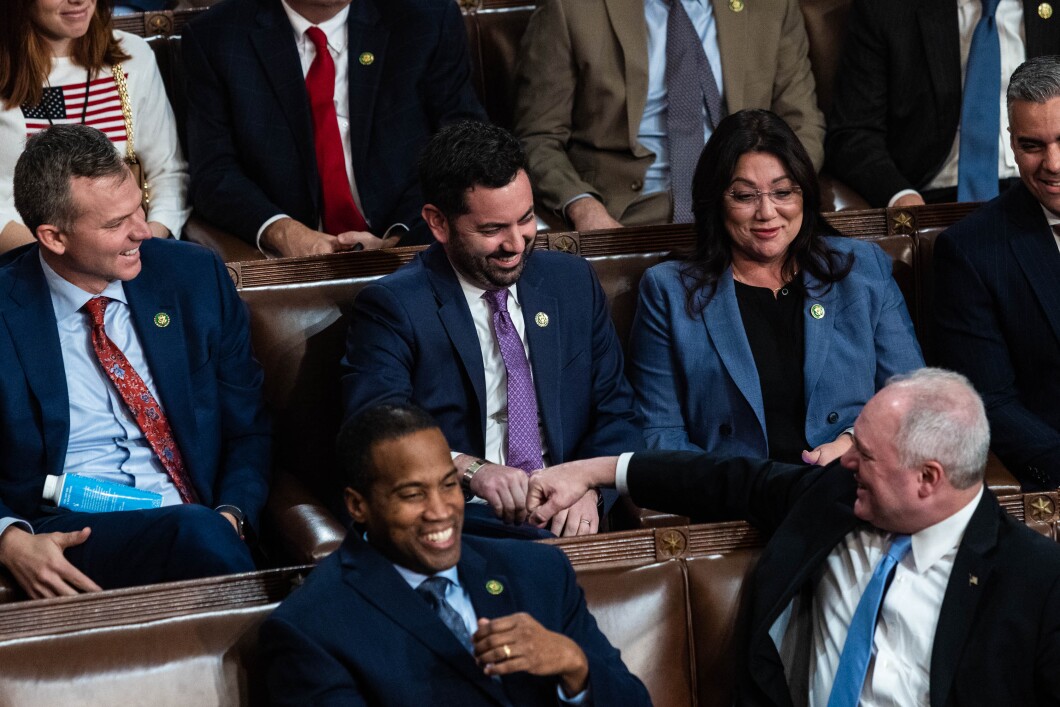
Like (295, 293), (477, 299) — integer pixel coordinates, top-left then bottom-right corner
(1007, 55), (1060, 112)
(884, 368), (990, 490)
(13, 124), (127, 235)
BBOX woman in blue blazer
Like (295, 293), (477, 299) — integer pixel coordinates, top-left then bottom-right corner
(629, 110), (923, 466)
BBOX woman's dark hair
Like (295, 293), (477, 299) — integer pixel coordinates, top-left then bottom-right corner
(679, 109), (852, 316)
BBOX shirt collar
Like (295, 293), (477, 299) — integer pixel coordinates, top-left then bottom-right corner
(907, 486), (984, 574)
(393, 562), (462, 592)
(453, 265), (522, 308)
(39, 250), (128, 323)
(1041, 203), (1060, 227)
(281, 0), (349, 54)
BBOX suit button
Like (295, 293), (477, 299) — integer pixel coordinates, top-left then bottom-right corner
(631, 180), (643, 191)
(719, 424), (732, 436)
(827, 412), (839, 424)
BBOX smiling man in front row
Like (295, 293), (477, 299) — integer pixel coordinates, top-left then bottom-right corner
(341, 121), (642, 538)
(260, 403), (649, 705)
(528, 368), (1060, 706)
(0, 125), (269, 598)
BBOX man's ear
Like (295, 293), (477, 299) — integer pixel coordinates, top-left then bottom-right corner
(421, 204), (450, 245)
(917, 460), (945, 498)
(344, 486), (370, 524)
(35, 224), (66, 255)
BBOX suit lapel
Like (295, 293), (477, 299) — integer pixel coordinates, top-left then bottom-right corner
(346, 1), (389, 186)
(342, 537), (509, 705)
(703, 273), (766, 434)
(251, 0), (318, 202)
(916, 0), (960, 119)
(123, 275), (201, 485)
(712, 0), (745, 112)
(801, 272), (841, 405)
(1005, 189), (1060, 344)
(517, 265), (562, 461)
(929, 492), (999, 707)
(2, 249), (69, 475)
(604, 0), (649, 147)
(425, 247), (488, 437)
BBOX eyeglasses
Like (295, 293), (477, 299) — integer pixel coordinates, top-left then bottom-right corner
(725, 186), (803, 207)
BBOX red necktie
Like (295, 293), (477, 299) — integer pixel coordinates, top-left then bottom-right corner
(304, 26), (369, 235)
(83, 297), (199, 505)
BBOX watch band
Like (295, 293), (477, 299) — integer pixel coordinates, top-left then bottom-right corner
(462, 459), (490, 501)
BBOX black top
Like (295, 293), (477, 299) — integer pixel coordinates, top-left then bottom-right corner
(734, 277), (808, 464)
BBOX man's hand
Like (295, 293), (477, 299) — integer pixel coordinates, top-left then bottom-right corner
(548, 490), (599, 537)
(474, 614), (590, 697)
(0, 527), (102, 599)
(218, 511), (242, 538)
(801, 432), (854, 467)
(566, 197), (622, 232)
(891, 192), (926, 208)
(335, 230), (400, 251)
(261, 218), (399, 257)
(468, 463), (531, 525)
(147, 221), (171, 239)
(527, 457), (618, 527)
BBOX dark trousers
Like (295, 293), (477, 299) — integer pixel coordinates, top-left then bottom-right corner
(31, 504), (255, 590)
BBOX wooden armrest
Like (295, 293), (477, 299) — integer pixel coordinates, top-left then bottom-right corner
(819, 174), (871, 212)
(182, 214), (265, 263)
(609, 495), (690, 530)
(262, 470), (345, 565)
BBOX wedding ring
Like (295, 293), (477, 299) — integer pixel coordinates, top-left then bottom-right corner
(502, 644), (512, 659)
(579, 519), (591, 525)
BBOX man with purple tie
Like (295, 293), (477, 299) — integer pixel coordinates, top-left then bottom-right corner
(341, 121), (642, 538)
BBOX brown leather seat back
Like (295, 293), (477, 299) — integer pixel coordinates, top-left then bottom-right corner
(914, 227), (943, 364)
(578, 560), (695, 707)
(864, 233), (917, 328)
(589, 251), (672, 353)
(466, 4), (536, 130)
(798, 0), (853, 115)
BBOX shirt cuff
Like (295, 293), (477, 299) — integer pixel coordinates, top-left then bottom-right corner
(256, 214), (290, 256)
(0, 517), (33, 540)
(557, 682), (590, 705)
(615, 452), (635, 496)
(887, 189), (921, 208)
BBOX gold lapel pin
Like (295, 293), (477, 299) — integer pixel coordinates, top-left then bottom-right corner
(359, 52), (375, 66)
(485, 579), (504, 595)
(1039, 3), (1053, 19)
(809, 303), (825, 320)
(153, 312), (171, 328)
(729, 0), (745, 11)
(535, 312), (549, 328)
(969, 574), (978, 586)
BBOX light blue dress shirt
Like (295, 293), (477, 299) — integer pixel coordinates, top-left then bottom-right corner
(639, 0), (723, 195)
(393, 562), (590, 704)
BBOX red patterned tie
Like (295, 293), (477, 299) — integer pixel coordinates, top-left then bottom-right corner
(83, 297), (198, 504)
(304, 26), (369, 235)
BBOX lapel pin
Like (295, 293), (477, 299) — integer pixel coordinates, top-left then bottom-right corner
(809, 303), (825, 320)
(1039, 3), (1053, 18)
(359, 52), (375, 66)
(485, 579), (504, 595)
(534, 312), (549, 328)
(153, 312), (171, 328)
(729, 0), (744, 11)
(969, 574), (978, 586)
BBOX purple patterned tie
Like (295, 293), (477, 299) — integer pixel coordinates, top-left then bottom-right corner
(483, 289), (544, 474)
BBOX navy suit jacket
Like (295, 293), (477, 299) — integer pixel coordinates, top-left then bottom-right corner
(341, 244), (643, 464)
(629, 236), (923, 456)
(935, 183), (1060, 489)
(0, 240), (270, 529)
(627, 451), (1060, 707)
(260, 533), (652, 706)
(825, 0), (1060, 206)
(182, 0), (486, 245)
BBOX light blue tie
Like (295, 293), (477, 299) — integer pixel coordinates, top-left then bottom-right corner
(956, 0), (1002, 202)
(826, 534), (913, 707)
(417, 576), (474, 653)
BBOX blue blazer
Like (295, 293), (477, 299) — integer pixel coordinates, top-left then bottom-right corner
(0, 240), (270, 529)
(628, 236), (923, 456)
(182, 0), (486, 245)
(341, 243), (643, 464)
(260, 533), (651, 706)
(934, 183), (1060, 489)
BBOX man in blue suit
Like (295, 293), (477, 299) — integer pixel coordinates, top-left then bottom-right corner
(182, 0), (486, 258)
(341, 121), (642, 538)
(935, 56), (1060, 490)
(260, 403), (650, 706)
(0, 125), (269, 598)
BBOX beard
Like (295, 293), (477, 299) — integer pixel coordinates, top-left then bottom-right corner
(444, 226), (534, 290)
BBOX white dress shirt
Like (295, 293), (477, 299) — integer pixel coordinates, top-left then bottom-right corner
(1043, 205), (1060, 253)
(454, 269), (550, 497)
(256, 1), (368, 247)
(893, 0), (1024, 204)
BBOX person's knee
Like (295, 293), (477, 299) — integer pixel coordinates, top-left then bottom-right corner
(164, 505), (255, 578)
